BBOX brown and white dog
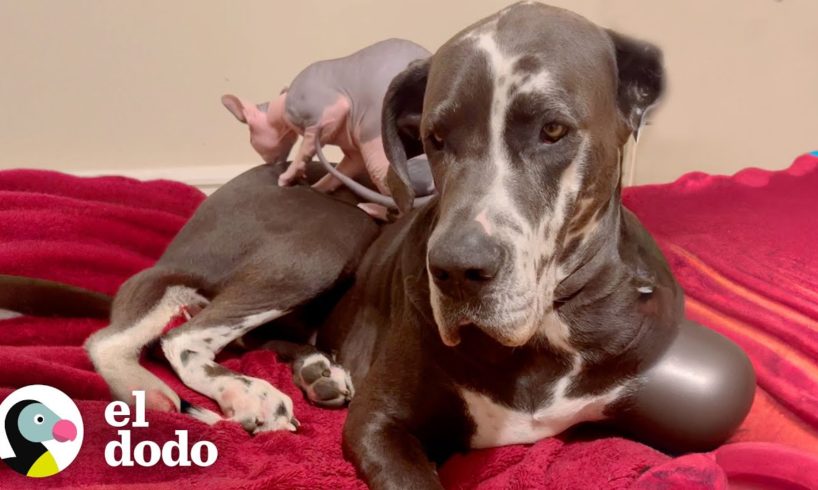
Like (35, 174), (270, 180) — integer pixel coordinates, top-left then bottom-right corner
(321, 3), (752, 488)
(2, 3), (754, 489)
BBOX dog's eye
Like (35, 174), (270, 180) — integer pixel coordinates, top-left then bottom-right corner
(427, 131), (445, 151)
(540, 122), (568, 144)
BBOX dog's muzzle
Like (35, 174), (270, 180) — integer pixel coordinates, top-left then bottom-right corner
(427, 225), (505, 300)
(427, 225), (539, 347)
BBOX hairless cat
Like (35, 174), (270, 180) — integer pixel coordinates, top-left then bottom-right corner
(223, 38), (431, 201)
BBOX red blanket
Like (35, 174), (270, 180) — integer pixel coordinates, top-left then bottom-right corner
(2, 155), (818, 489)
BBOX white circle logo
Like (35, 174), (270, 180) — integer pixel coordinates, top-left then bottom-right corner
(0, 385), (84, 478)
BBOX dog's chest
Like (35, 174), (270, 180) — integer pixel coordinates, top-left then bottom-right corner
(459, 367), (627, 449)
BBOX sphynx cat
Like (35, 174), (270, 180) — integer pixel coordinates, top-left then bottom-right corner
(223, 38), (431, 199)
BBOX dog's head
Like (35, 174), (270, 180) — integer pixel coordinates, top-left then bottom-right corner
(382, 2), (664, 348)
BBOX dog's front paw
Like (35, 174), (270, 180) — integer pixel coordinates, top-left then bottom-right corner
(293, 353), (354, 407)
(217, 376), (298, 434)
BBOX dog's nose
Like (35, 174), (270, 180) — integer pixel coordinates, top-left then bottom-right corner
(428, 229), (504, 297)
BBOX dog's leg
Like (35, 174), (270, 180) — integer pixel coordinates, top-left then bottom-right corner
(160, 301), (299, 433)
(344, 407), (443, 490)
(339, 359), (441, 489)
(263, 340), (353, 407)
(85, 269), (210, 412)
(340, 340), (448, 490)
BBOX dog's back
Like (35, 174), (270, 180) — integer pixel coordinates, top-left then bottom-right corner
(158, 163), (374, 290)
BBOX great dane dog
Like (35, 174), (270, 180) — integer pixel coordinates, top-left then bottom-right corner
(320, 3), (753, 488)
(2, 3), (753, 489)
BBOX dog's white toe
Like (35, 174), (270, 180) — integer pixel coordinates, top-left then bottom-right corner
(216, 376), (297, 433)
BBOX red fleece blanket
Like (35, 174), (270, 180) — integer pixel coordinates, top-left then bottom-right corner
(2, 155), (818, 489)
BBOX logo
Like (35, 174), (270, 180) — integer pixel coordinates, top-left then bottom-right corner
(104, 390), (217, 467)
(0, 385), (83, 478)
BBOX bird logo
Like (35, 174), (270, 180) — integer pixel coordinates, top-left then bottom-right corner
(0, 385), (83, 478)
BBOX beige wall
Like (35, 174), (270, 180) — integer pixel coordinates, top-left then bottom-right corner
(1, 0), (816, 185)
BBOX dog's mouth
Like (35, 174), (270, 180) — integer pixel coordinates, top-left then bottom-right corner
(438, 320), (538, 348)
(431, 292), (538, 348)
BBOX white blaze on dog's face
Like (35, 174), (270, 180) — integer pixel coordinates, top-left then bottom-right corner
(418, 4), (637, 348)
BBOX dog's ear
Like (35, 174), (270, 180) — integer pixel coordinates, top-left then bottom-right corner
(607, 30), (665, 138)
(382, 58), (431, 214)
